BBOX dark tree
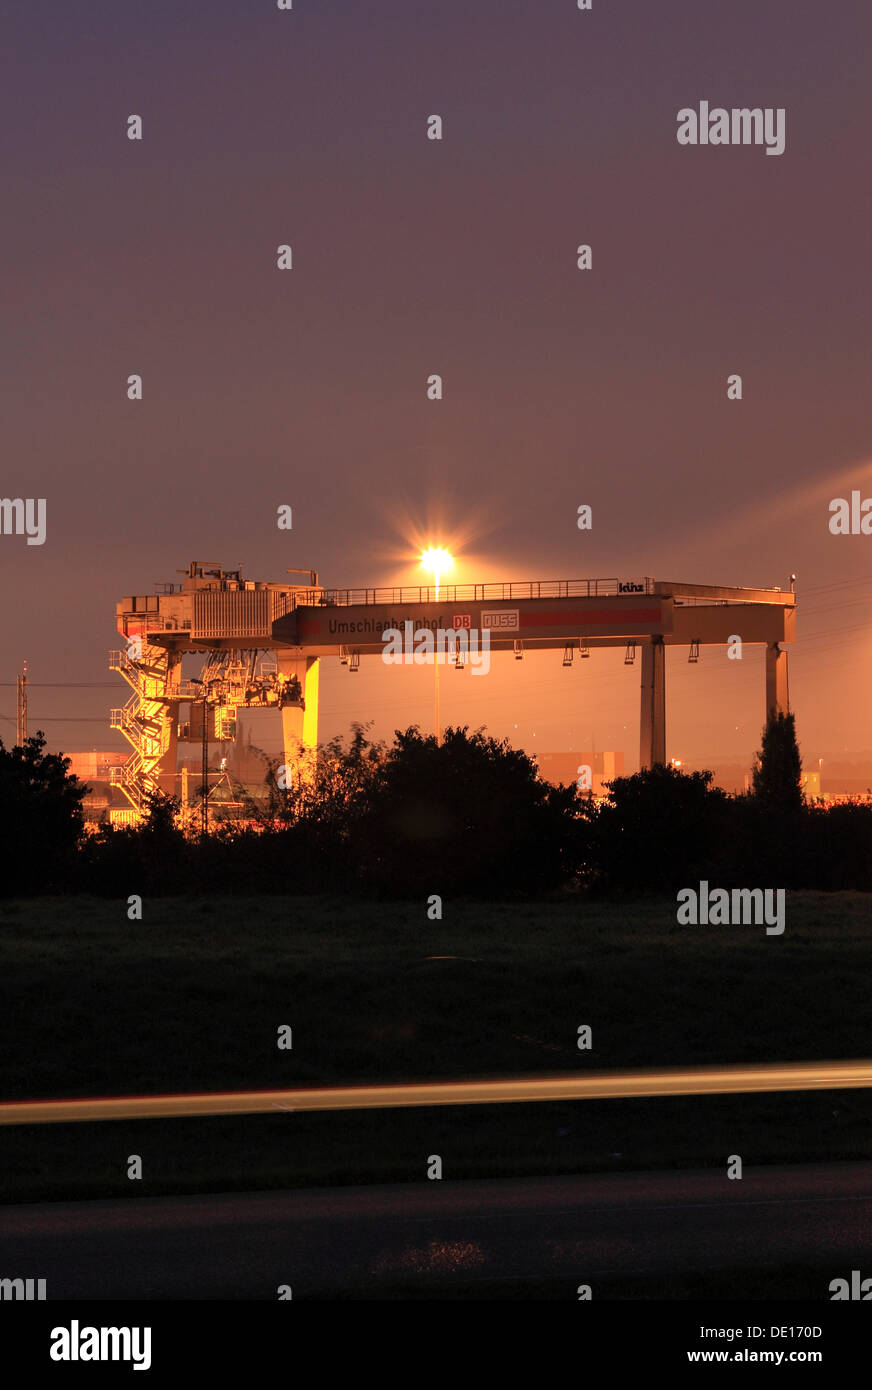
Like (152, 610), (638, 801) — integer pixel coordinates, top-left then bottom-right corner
(591, 762), (729, 892)
(141, 788), (183, 836)
(240, 722), (386, 834)
(349, 724), (584, 897)
(0, 732), (87, 894)
(752, 710), (803, 814)
(78, 787), (189, 897)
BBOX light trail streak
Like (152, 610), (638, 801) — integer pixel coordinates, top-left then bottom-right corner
(2, 1060), (871, 1125)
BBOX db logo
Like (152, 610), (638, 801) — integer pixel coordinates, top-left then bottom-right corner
(453, 614), (472, 629)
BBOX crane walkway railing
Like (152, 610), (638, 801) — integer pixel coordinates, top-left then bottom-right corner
(291, 578), (657, 608)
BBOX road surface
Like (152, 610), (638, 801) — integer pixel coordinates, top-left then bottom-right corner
(2, 1163), (872, 1298)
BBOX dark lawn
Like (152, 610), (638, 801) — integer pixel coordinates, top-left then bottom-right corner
(2, 891), (870, 1201)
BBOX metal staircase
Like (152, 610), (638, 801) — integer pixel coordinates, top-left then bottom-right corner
(108, 643), (177, 814)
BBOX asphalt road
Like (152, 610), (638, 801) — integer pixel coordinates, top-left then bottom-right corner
(2, 1162), (871, 1299)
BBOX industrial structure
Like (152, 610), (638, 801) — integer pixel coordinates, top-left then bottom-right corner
(110, 562), (796, 816)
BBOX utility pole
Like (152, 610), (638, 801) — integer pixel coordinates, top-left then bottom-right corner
(16, 661), (28, 745)
(201, 690), (209, 836)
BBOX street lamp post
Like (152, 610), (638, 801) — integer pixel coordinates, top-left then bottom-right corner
(419, 548), (454, 746)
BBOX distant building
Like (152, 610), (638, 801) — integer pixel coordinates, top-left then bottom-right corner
(536, 751), (624, 795)
(64, 751), (132, 827)
(801, 770), (822, 801)
(65, 751), (127, 785)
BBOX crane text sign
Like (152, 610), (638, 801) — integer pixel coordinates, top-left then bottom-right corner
(481, 609), (520, 630)
(286, 597), (671, 651)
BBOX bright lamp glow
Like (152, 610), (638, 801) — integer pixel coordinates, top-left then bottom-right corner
(419, 547), (454, 599)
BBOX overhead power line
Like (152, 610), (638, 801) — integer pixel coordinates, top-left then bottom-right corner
(0, 683), (118, 688)
(0, 714), (118, 724)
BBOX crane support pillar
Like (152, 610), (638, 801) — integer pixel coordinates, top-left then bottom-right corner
(765, 641), (789, 719)
(640, 637), (666, 769)
(277, 654), (320, 767)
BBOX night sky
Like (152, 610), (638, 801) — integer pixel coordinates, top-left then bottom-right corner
(3, 1), (871, 768)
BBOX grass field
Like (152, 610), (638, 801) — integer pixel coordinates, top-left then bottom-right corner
(2, 890), (871, 1202)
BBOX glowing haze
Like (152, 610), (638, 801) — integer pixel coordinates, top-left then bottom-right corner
(2, 1), (872, 777)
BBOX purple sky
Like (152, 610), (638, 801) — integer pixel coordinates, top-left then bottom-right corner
(3, 1), (871, 770)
